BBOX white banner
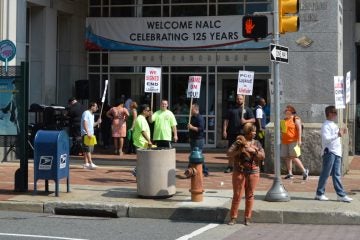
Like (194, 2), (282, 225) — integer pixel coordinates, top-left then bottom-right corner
(86, 16), (271, 50)
(187, 76), (202, 98)
(145, 67), (161, 93)
(334, 76), (345, 109)
(237, 71), (254, 95)
(345, 71), (351, 104)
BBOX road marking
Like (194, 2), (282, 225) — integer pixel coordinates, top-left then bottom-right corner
(175, 223), (219, 240)
(0, 233), (88, 240)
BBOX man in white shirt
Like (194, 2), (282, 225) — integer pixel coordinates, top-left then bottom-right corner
(81, 102), (102, 170)
(315, 105), (352, 202)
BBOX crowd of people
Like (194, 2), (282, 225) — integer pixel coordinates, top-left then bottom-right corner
(66, 93), (353, 227)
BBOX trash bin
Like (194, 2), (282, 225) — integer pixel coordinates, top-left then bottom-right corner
(136, 148), (176, 198)
(34, 130), (70, 196)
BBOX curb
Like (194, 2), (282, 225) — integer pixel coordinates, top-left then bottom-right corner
(1, 200), (360, 225)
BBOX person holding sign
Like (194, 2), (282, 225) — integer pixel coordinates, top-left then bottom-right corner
(149, 99), (178, 148)
(223, 94), (255, 173)
(81, 102), (102, 170)
(188, 103), (209, 176)
(315, 106), (352, 202)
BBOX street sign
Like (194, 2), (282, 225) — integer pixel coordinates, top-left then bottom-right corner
(270, 43), (288, 64)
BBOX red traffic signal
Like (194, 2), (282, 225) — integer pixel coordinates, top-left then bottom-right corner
(242, 15), (268, 39)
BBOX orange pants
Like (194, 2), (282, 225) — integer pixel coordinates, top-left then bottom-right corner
(230, 171), (260, 220)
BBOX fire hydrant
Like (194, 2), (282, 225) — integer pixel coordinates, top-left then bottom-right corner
(185, 147), (204, 202)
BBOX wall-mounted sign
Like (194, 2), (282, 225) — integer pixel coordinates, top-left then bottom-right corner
(0, 40), (16, 72)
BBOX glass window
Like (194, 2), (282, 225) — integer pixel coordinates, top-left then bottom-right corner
(218, 0), (243, 2)
(244, 66), (270, 72)
(111, 0), (134, 5)
(89, 7), (101, 17)
(142, 6), (162, 17)
(209, 4), (216, 16)
(102, 7), (109, 17)
(163, 6), (170, 17)
(162, 74), (169, 101)
(111, 7), (134, 17)
(89, 66), (101, 72)
(171, 66), (207, 72)
(89, 53), (101, 65)
(89, 0), (101, 5)
(110, 66), (135, 72)
(171, 5), (207, 16)
(172, 0), (207, 3)
(246, 3), (271, 14)
(143, 0), (162, 4)
(102, 53), (108, 65)
(218, 4), (243, 15)
(217, 66), (243, 72)
(246, 0), (271, 2)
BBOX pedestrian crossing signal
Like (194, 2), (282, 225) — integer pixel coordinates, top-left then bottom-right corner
(242, 15), (268, 39)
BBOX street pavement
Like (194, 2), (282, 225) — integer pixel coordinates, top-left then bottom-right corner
(0, 148), (360, 225)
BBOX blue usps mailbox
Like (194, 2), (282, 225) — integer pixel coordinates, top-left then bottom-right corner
(34, 130), (70, 196)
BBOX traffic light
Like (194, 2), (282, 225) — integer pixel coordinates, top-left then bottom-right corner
(242, 15), (268, 39)
(279, 0), (300, 34)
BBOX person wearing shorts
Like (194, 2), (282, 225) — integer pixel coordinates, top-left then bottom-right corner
(81, 102), (101, 170)
(280, 105), (309, 180)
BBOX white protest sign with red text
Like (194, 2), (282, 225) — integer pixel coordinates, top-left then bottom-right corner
(334, 76), (345, 109)
(237, 71), (254, 95)
(145, 67), (161, 93)
(187, 76), (202, 98)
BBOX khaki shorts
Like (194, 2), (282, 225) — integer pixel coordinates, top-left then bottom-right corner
(281, 142), (298, 158)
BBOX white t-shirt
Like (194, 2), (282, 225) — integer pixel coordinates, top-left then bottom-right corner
(321, 119), (342, 156)
(81, 110), (94, 136)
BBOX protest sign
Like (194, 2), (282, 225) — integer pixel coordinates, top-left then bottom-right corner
(237, 71), (254, 95)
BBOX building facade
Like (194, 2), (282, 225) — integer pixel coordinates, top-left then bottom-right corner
(1, 0), (359, 156)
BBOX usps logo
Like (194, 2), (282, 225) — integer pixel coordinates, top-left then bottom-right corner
(60, 154), (67, 169)
(39, 156), (53, 170)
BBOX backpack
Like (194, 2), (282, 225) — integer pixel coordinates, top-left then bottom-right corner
(293, 116), (304, 135)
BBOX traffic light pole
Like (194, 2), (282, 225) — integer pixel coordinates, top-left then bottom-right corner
(265, 0), (290, 202)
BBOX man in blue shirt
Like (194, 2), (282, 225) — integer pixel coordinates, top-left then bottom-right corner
(188, 103), (209, 176)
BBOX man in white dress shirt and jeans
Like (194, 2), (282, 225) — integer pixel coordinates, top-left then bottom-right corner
(315, 105), (352, 202)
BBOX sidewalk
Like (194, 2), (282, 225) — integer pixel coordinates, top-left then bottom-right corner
(0, 150), (359, 224)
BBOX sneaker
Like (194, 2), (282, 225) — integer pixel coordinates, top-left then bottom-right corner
(203, 172), (209, 177)
(224, 166), (233, 173)
(228, 218), (236, 225)
(303, 168), (309, 180)
(284, 174), (294, 179)
(315, 194), (329, 201)
(337, 195), (353, 202)
(83, 163), (90, 169)
(90, 163), (98, 169)
(132, 167), (137, 177)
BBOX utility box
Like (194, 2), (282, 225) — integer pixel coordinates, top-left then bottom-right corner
(34, 130), (70, 196)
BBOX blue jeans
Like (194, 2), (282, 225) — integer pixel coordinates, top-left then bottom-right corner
(189, 138), (208, 174)
(316, 152), (346, 197)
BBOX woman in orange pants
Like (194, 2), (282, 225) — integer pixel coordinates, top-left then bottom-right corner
(227, 123), (265, 226)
